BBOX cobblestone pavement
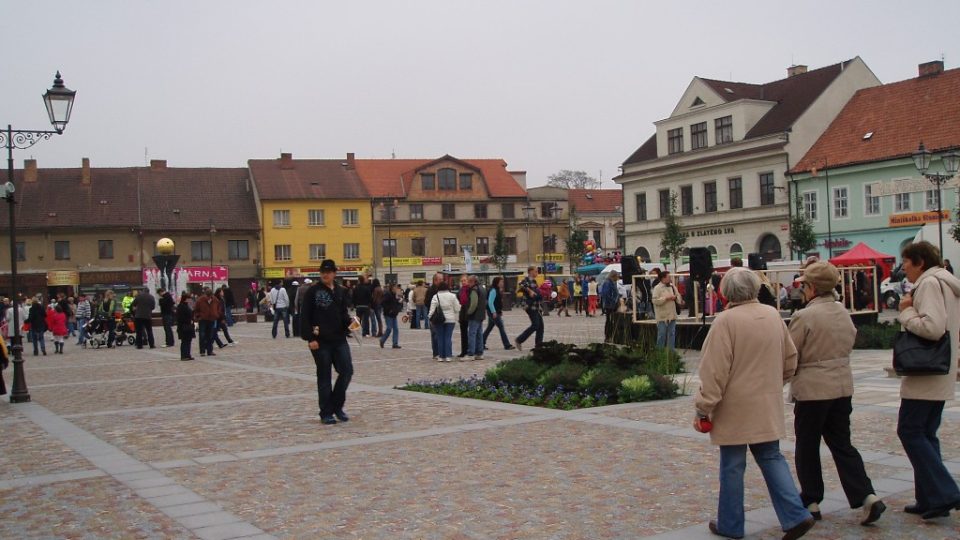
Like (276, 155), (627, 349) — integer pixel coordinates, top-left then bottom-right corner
(1, 310), (958, 539)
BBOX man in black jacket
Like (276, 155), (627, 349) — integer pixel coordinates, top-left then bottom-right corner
(131, 287), (156, 349)
(352, 275), (373, 337)
(300, 259), (354, 425)
(424, 272), (443, 361)
(158, 288), (176, 347)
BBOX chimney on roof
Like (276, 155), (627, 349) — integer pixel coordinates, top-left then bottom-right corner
(150, 159), (167, 171)
(279, 152), (294, 170)
(919, 60), (944, 77)
(24, 159), (37, 183)
(81, 158), (91, 185)
(346, 152), (356, 170)
(787, 65), (808, 78)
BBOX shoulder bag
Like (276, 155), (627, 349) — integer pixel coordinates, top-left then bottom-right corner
(430, 297), (446, 325)
(893, 278), (952, 376)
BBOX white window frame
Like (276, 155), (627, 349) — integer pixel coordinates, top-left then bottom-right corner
(308, 243), (326, 261)
(832, 186), (849, 219)
(863, 184), (881, 216)
(894, 192), (912, 213)
(272, 209), (291, 228)
(801, 190), (819, 222)
(343, 243), (360, 260)
(307, 209), (325, 227)
(274, 244), (292, 262)
(925, 189), (941, 211)
(342, 209), (359, 226)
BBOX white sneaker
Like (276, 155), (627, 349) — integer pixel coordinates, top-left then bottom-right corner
(443, 357), (452, 362)
(474, 355), (484, 361)
(229, 342), (238, 346)
(434, 356), (440, 362)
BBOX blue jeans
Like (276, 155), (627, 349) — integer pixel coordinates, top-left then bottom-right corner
(371, 306), (383, 335)
(271, 307), (290, 338)
(415, 305), (427, 329)
(467, 319), (484, 355)
(898, 399), (960, 510)
(517, 308), (544, 348)
(30, 329), (46, 355)
(76, 317), (89, 345)
(380, 316), (399, 347)
(225, 306), (235, 326)
(656, 320), (676, 351)
(439, 322), (455, 358)
(718, 441), (810, 537)
(483, 312), (511, 348)
(310, 339), (353, 418)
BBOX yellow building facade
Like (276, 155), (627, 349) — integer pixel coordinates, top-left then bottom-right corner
(249, 154), (374, 281)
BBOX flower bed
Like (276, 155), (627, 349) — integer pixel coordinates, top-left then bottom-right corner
(400, 341), (685, 410)
(853, 321), (900, 350)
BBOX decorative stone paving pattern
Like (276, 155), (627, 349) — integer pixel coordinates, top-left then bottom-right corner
(26, 358), (240, 386)
(0, 418), (91, 480)
(0, 477), (195, 539)
(74, 390), (523, 463)
(30, 370), (314, 415)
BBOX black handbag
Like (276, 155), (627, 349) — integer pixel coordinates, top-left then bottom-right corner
(892, 330), (951, 376)
(429, 301), (445, 325)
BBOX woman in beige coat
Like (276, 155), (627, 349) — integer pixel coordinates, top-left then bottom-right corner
(694, 268), (815, 540)
(789, 262), (884, 525)
(896, 241), (960, 519)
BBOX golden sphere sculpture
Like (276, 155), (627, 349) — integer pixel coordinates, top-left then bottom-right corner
(156, 238), (176, 255)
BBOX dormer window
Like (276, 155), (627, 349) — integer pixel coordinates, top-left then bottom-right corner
(421, 173), (435, 190)
(715, 116), (733, 145)
(667, 128), (684, 155)
(691, 96), (705, 107)
(438, 168), (456, 190)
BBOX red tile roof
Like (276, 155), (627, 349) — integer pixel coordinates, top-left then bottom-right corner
(791, 67), (960, 173)
(624, 60), (856, 166)
(568, 189), (623, 213)
(354, 155), (527, 198)
(248, 158), (368, 200)
(0, 166), (259, 231)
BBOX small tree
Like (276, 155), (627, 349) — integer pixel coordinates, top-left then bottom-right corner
(547, 169), (601, 190)
(788, 193), (817, 260)
(567, 206), (588, 273)
(660, 191), (686, 269)
(492, 222), (510, 273)
(952, 205), (960, 244)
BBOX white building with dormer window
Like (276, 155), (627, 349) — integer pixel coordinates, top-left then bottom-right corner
(615, 57), (880, 265)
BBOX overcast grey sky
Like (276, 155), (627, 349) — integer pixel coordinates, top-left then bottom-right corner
(2, 1), (957, 187)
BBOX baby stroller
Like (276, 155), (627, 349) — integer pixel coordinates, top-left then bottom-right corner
(84, 315), (111, 349)
(114, 313), (136, 347)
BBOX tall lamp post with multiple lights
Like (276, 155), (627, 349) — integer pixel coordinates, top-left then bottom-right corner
(208, 219), (217, 289)
(1, 72), (77, 403)
(379, 199), (398, 284)
(522, 204), (536, 268)
(912, 142), (960, 256)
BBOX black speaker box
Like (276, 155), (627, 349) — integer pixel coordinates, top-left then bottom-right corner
(748, 253), (766, 271)
(688, 248), (713, 282)
(620, 255), (641, 284)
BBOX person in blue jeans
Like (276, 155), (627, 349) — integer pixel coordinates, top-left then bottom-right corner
(514, 267), (544, 351)
(465, 276), (486, 360)
(483, 277), (515, 351)
(268, 283), (291, 339)
(652, 271), (681, 351)
(427, 280), (460, 362)
(694, 268), (815, 540)
(27, 296), (47, 356)
(379, 283), (402, 349)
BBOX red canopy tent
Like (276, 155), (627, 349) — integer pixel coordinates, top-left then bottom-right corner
(829, 242), (896, 279)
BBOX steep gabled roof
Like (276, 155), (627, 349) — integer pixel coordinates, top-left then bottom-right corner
(568, 189), (623, 213)
(139, 167), (258, 231)
(247, 158), (368, 200)
(792, 67), (960, 173)
(624, 60), (856, 166)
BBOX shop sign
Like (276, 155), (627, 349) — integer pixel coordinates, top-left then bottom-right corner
(888, 210), (950, 228)
(144, 266), (228, 283)
(46, 270), (79, 286)
(262, 268), (285, 279)
(682, 226), (735, 238)
(394, 231), (424, 239)
(380, 257), (424, 267)
(870, 178), (959, 196)
(821, 238), (851, 249)
(422, 257), (442, 265)
(535, 253), (565, 262)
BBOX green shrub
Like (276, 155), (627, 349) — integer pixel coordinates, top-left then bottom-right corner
(530, 341), (574, 366)
(579, 365), (632, 396)
(619, 375), (655, 402)
(537, 361), (588, 391)
(854, 322), (900, 350)
(604, 346), (647, 370)
(569, 343), (607, 367)
(646, 347), (685, 375)
(644, 371), (680, 400)
(488, 357), (548, 387)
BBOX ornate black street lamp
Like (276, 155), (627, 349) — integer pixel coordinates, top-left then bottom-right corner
(912, 142), (960, 255)
(208, 220), (217, 289)
(379, 199), (398, 284)
(1, 72), (77, 403)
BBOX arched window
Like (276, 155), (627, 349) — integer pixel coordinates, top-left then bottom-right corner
(758, 234), (782, 261)
(730, 242), (744, 258)
(659, 249), (669, 263)
(438, 168), (457, 190)
(707, 245), (717, 259)
(634, 247), (651, 262)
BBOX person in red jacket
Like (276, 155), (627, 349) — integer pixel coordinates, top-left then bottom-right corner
(46, 304), (68, 354)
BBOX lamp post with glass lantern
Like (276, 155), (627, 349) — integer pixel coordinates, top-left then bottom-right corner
(379, 199), (398, 284)
(0, 72), (77, 403)
(522, 204), (536, 267)
(912, 142), (960, 256)
(208, 220), (217, 289)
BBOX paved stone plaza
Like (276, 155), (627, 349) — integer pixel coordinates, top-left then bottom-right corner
(1, 310), (958, 539)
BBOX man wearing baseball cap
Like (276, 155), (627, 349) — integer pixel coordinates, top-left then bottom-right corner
(300, 259), (354, 425)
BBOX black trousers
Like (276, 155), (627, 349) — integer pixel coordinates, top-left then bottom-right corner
(134, 317), (155, 349)
(311, 339), (354, 418)
(459, 319), (469, 356)
(794, 397), (875, 508)
(517, 308), (544, 348)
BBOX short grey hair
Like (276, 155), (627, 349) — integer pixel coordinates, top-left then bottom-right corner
(720, 267), (760, 303)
